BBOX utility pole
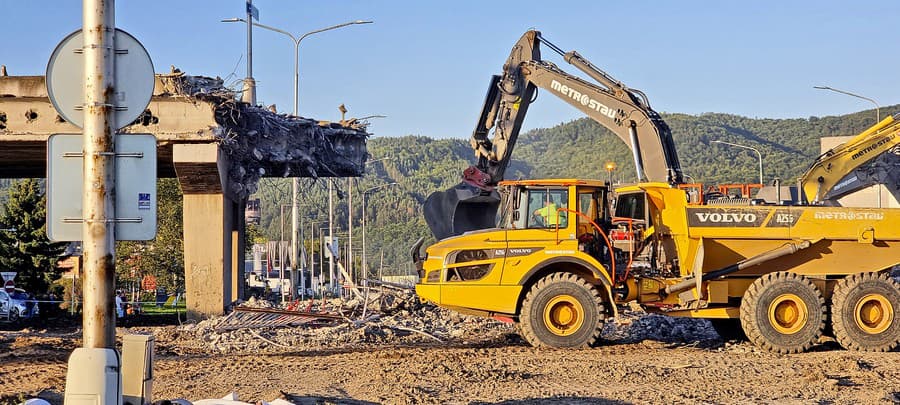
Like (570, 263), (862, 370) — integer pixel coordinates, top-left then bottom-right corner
(328, 181), (335, 296)
(82, 0), (117, 350)
(291, 181), (298, 300)
(242, 0), (256, 105)
(347, 178), (353, 284)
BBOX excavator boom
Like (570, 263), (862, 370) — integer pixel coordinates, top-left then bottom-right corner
(801, 114), (900, 204)
(424, 30), (682, 240)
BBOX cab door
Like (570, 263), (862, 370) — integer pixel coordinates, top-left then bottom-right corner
(500, 186), (573, 285)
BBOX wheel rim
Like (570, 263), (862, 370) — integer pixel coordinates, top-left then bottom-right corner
(768, 293), (808, 334)
(543, 294), (584, 336)
(854, 293), (894, 334)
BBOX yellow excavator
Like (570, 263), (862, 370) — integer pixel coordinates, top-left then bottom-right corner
(423, 30), (683, 240)
(415, 30), (900, 354)
(798, 114), (900, 205)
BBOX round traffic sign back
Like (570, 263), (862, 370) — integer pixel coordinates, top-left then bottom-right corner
(46, 28), (155, 130)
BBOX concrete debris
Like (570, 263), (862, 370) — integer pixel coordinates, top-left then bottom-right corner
(173, 287), (728, 355)
(157, 73), (370, 200)
(179, 288), (514, 354)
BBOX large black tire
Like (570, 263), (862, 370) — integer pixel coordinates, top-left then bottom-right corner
(519, 273), (606, 348)
(710, 318), (747, 341)
(8, 308), (19, 323)
(831, 272), (900, 352)
(740, 272), (825, 354)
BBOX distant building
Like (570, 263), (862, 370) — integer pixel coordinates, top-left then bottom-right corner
(245, 198), (261, 225)
(57, 242), (82, 281)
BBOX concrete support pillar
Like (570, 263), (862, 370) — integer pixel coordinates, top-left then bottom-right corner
(181, 193), (233, 319)
(174, 143), (243, 320)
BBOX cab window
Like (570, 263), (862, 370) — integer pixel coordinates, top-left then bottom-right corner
(526, 188), (568, 229)
(615, 192), (646, 221)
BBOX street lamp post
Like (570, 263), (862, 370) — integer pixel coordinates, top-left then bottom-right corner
(362, 182), (398, 279)
(306, 219), (325, 296)
(711, 140), (764, 185)
(814, 85), (881, 123)
(221, 17), (372, 298)
(220, 18), (373, 116)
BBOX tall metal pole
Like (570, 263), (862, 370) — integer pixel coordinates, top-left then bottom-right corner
(711, 140), (764, 185)
(217, 19), (372, 294)
(82, 0), (117, 349)
(297, 213), (304, 300)
(814, 85), (880, 123)
(279, 204), (285, 304)
(245, 1), (252, 80)
(242, 0), (256, 104)
(290, 34), (300, 301)
(309, 219), (315, 295)
(362, 190), (367, 279)
(328, 181), (334, 295)
(347, 178), (353, 284)
(291, 181), (298, 300)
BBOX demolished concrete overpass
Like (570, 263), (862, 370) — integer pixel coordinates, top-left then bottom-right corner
(0, 71), (369, 319)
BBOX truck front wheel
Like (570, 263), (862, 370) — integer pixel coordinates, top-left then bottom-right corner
(519, 273), (605, 348)
(831, 272), (900, 352)
(740, 272), (825, 354)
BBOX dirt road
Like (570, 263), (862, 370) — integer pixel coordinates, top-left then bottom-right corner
(3, 315), (899, 405)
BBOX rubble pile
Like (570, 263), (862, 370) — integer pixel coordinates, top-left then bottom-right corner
(602, 305), (719, 344)
(180, 287), (515, 354)
(157, 73), (370, 200)
(169, 288), (734, 354)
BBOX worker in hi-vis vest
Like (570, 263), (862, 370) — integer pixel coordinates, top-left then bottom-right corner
(533, 198), (561, 226)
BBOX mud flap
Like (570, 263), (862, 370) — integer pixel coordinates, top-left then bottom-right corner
(424, 183), (501, 240)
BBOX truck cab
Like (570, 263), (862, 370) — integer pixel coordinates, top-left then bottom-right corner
(415, 179), (616, 319)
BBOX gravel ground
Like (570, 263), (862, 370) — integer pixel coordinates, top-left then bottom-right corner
(2, 291), (899, 404)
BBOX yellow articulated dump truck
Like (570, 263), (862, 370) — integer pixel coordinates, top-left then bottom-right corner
(416, 30), (900, 353)
(414, 179), (900, 353)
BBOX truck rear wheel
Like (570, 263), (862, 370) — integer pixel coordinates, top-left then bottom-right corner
(519, 273), (605, 348)
(831, 272), (900, 352)
(740, 272), (825, 354)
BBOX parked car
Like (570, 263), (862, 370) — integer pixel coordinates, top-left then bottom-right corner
(0, 288), (39, 322)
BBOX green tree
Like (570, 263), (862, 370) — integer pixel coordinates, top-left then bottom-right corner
(245, 222), (266, 253)
(0, 179), (68, 293)
(115, 179), (184, 293)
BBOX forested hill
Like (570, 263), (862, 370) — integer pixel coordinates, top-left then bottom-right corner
(509, 107), (889, 183)
(251, 105), (894, 276)
(0, 106), (890, 282)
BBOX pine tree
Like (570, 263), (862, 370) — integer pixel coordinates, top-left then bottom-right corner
(0, 179), (69, 293)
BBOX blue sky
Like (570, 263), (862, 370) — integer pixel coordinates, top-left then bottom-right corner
(3, 1), (899, 138)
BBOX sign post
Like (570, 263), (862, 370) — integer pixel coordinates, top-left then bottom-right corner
(1, 272), (15, 294)
(45, 1), (155, 403)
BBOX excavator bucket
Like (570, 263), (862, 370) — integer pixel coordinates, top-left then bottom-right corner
(424, 183), (501, 240)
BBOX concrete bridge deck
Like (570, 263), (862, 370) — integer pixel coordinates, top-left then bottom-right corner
(0, 72), (369, 319)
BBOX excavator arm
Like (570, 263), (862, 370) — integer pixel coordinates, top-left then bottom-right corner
(801, 114), (900, 204)
(424, 30), (683, 240)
